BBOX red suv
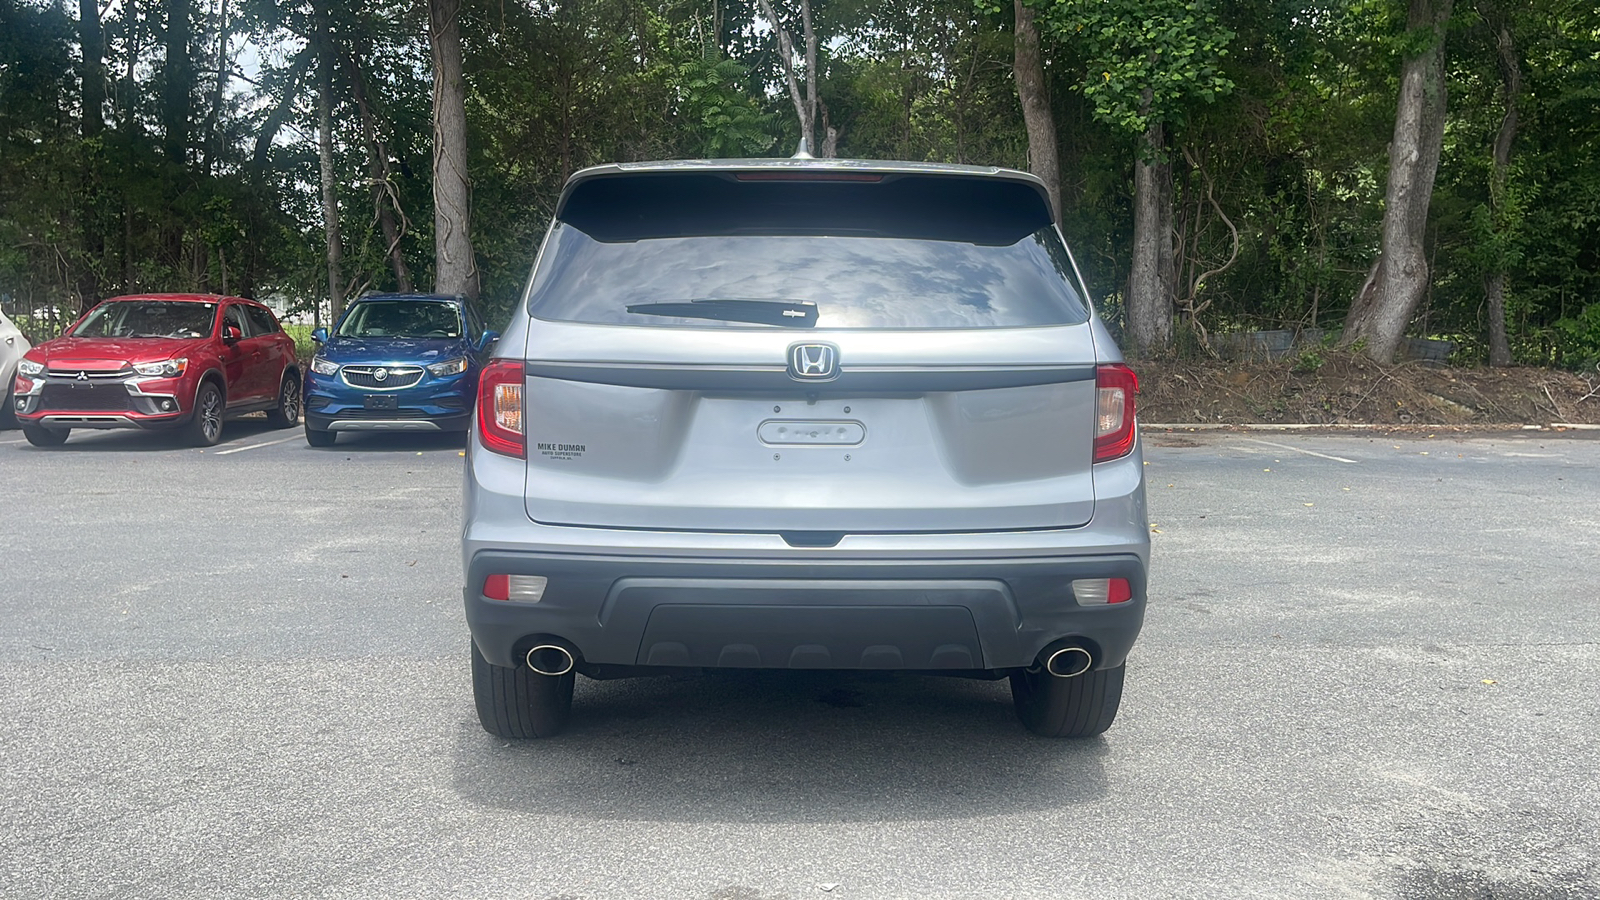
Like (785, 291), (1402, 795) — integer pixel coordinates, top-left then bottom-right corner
(11, 294), (302, 447)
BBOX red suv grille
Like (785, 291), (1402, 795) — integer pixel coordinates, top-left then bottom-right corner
(41, 384), (132, 412)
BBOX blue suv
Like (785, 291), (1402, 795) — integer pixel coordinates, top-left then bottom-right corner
(303, 293), (497, 447)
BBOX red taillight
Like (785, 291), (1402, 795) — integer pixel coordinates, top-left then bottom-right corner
(1071, 577), (1134, 605)
(481, 574), (549, 602)
(483, 574), (510, 600)
(1108, 578), (1132, 604)
(1093, 363), (1139, 463)
(476, 359), (525, 458)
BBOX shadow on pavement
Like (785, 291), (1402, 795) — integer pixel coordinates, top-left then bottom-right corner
(3, 415), (293, 452)
(300, 431), (468, 453)
(452, 669), (1111, 824)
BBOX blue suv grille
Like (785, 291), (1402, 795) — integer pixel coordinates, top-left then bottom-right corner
(340, 365), (424, 389)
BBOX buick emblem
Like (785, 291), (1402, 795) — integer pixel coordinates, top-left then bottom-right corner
(788, 343), (839, 381)
(373, 368), (389, 382)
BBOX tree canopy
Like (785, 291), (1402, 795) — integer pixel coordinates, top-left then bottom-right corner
(0, 0), (1596, 367)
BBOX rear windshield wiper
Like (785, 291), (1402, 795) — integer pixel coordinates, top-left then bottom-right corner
(624, 298), (818, 328)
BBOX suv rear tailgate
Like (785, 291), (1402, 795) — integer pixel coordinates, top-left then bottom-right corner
(521, 323), (1099, 533)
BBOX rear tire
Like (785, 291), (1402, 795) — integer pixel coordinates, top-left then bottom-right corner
(305, 425), (336, 447)
(22, 424), (68, 447)
(1, 380), (16, 429)
(1011, 662), (1125, 738)
(471, 641), (574, 739)
(265, 374), (300, 428)
(186, 381), (225, 447)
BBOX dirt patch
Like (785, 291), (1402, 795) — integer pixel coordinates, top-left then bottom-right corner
(1135, 353), (1600, 427)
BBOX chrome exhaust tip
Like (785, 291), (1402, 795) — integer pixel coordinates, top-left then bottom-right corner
(525, 643), (576, 677)
(1043, 645), (1094, 678)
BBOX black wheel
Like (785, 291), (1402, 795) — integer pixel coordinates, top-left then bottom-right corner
(471, 641), (574, 739)
(1, 381), (15, 429)
(1011, 663), (1126, 738)
(21, 424), (68, 447)
(186, 381), (225, 447)
(265, 374), (301, 428)
(304, 424), (336, 447)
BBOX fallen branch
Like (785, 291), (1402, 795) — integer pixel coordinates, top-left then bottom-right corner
(1539, 382), (1566, 420)
(1334, 368), (1400, 424)
(1577, 363), (1600, 405)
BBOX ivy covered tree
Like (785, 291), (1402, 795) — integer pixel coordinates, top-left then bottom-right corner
(1029, 0), (1234, 355)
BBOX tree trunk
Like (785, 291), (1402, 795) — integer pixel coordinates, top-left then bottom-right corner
(250, 49), (312, 173)
(162, 0), (192, 164)
(347, 51), (413, 292)
(801, 0), (818, 149)
(1128, 123), (1176, 354)
(429, 0), (478, 299)
(315, 0), (345, 319)
(239, 47), (312, 300)
(118, 0), (140, 132)
(79, 0), (106, 138)
(1340, 0), (1453, 363)
(78, 0), (107, 302)
(199, 0), (231, 175)
(1012, 0), (1060, 225)
(1482, 9), (1518, 367)
(161, 0), (194, 278)
(755, 0), (813, 151)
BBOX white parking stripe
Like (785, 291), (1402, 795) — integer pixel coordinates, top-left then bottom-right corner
(213, 435), (303, 456)
(0, 438), (26, 445)
(1241, 438), (1358, 464)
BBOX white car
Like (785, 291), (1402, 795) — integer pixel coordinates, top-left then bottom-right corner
(1, 309), (32, 428)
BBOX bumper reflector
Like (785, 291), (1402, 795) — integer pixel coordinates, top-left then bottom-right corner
(483, 574), (549, 603)
(1072, 577), (1133, 605)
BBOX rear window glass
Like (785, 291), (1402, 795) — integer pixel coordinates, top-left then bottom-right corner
(527, 174), (1090, 330)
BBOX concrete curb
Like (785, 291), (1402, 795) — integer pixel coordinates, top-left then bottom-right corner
(1144, 422), (1600, 433)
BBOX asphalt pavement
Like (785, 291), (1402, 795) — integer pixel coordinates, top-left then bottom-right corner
(1, 421), (1596, 899)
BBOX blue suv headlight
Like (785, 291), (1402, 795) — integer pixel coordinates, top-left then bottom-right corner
(427, 357), (468, 377)
(310, 356), (340, 376)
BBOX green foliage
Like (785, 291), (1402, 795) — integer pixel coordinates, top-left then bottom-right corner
(1552, 305), (1600, 370)
(1293, 348), (1326, 373)
(0, 0), (1597, 368)
(1030, 0), (1235, 140)
(827, 0), (1026, 164)
(677, 53), (777, 159)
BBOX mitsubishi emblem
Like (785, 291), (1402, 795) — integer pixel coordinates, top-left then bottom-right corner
(76, 371), (88, 381)
(787, 343), (839, 381)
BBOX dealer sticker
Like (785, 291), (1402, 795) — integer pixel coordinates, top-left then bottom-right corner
(536, 441), (586, 461)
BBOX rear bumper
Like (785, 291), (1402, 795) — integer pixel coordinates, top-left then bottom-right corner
(303, 370), (473, 432)
(464, 550), (1145, 672)
(306, 410), (470, 432)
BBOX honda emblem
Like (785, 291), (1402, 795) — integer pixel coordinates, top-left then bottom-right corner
(788, 343), (839, 381)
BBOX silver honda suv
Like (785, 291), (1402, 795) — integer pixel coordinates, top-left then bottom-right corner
(463, 158), (1149, 739)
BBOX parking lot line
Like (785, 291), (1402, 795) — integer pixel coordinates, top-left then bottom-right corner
(1241, 437), (1358, 464)
(213, 435), (303, 456)
(0, 438), (26, 445)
